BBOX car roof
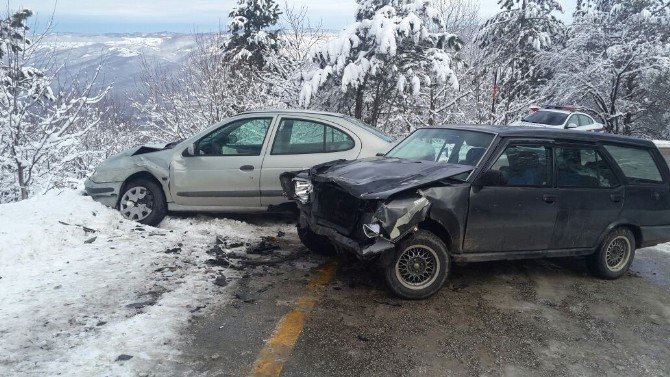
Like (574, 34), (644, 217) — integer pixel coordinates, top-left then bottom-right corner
(431, 124), (655, 148)
(238, 108), (354, 120)
(537, 108), (572, 115)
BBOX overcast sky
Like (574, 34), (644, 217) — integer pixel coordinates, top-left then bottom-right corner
(20, 0), (577, 34)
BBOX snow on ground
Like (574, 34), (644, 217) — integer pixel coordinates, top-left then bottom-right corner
(0, 189), (293, 376)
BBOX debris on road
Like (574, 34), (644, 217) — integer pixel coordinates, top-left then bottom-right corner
(115, 354), (133, 362)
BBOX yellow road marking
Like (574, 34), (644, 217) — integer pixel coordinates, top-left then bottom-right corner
(249, 261), (338, 377)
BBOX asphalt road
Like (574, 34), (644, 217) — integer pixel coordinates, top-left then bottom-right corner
(180, 231), (670, 377)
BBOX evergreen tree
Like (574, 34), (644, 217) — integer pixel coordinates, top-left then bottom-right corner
(300, 0), (462, 127)
(475, 0), (566, 124)
(223, 0), (281, 71)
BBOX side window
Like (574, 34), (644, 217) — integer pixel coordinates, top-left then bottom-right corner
(566, 115), (579, 128)
(578, 114), (594, 126)
(489, 144), (551, 187)
(556, 146), (618, 188)
(272, 118), (354, 155)
(196, 118), (271, 156)
(604, 145), (664, 184)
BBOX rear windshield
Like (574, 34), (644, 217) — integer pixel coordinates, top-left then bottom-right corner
(343, 116), (394, 142)
(522, 110), (569, 126)
(604, 145), (664, 184)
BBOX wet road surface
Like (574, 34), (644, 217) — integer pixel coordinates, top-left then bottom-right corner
(181, 232), (670, 376)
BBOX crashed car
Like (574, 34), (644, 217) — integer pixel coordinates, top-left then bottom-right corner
(282, 125), (670, 299)
(85, 109), (393, 225)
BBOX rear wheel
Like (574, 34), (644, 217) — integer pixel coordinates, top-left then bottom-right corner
(118, 179), (167, 226)
(384, 230), (449, 300)
(297, 224), (335, 256)
(586, 227), (635, 279)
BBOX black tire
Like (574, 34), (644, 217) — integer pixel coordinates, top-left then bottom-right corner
(297, 224), (335, 256)
(118, 178), (167, 226)
(384, 230), (450, 300)
(586, 227), (636, 279)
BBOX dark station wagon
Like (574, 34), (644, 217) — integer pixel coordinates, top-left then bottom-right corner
(281, 126), (670, 299)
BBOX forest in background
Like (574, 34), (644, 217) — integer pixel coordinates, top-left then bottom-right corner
(1, 0), (669, 203)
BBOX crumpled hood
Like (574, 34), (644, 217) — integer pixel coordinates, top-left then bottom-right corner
(95, 142), (176, 172)
(309, 157), (473, 199)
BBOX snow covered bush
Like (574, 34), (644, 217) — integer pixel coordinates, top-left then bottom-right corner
(299, 0), (463, 129)
(0, 9), (107, 202)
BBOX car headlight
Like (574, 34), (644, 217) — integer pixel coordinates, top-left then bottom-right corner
(293, 179), (312, 204)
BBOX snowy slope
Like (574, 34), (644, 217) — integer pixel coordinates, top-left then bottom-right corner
(0, 189), (293, 376)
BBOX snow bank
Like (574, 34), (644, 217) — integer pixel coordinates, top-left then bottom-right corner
(0, 189), (291, 376)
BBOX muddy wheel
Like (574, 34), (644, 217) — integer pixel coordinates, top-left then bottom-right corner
(586, 227), (635, 279)
(384, 230), (449, 300)
(297, 224), (335, 256)
(118, 179), (167, 226)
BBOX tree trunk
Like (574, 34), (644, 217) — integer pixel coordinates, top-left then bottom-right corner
(354, 85), (364, 120)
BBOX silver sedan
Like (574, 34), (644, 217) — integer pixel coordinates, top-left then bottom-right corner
(85, 109), (394, 225)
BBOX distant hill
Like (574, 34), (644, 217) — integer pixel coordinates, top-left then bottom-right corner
(38, 32), (199, 99)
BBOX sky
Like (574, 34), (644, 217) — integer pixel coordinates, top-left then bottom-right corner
(19, 0), (577, 34)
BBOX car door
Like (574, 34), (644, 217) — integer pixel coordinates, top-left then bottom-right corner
(549, 144), (624, 249)
(603, 144), (670, 228)
(259, 116), (360, 207)
(464, 141), (558, 252)
(170, 116), (275, 208)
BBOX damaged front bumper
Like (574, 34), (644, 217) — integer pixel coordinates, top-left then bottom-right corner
(298, 189), (433, 260)
(84, 178), (122, 208)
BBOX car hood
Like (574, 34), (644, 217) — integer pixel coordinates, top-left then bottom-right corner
(96, 142), (177, 172)
(308, 157), (473, 200)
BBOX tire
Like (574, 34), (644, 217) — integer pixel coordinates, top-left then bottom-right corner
(384, 230), (450, 300)
(297, 224), (335, 256)
(586, 227), (636, 279)
(118, 178), (167, 226)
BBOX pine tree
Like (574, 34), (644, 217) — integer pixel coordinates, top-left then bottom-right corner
(223, 0), (281, 71)
(299, 0), (462, 127)
(475, 0), (566, 124)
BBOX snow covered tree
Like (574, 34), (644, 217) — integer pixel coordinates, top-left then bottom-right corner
(299, 0), (463, 128)
(542, 0), (670, 135)
(475, 0), (566, 124)
(223, 0), (281, 70)
(0, 9), (107, 202)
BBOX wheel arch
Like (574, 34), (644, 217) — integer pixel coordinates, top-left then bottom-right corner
(597, 221), (642, 249)
(417, 218), (455, 254)
(119, 171), (167, 208)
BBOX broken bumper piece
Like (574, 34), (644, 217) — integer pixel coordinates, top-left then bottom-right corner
(306, 220), (395, 259)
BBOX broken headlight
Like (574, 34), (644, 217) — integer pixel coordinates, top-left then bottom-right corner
(293, 178), (313, 204)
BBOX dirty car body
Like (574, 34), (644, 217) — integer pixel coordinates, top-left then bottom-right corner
(85, 109), (394, 225)
(283, 125), (670, 298)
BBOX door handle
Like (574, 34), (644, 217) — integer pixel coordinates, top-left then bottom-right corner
(239, 165), (255, 171)
(610, 194), (622, 203)
(542, 194), (556, 204)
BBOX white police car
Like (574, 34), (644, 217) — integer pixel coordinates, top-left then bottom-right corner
(510, 105), (606, 132)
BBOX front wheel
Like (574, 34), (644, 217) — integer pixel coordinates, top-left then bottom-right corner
(384, 230), (450, 300)
(118, 179), (167, 226)
(586, 227), (636, 279)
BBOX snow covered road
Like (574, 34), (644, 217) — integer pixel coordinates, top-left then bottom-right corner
(0, 189), (293, 376)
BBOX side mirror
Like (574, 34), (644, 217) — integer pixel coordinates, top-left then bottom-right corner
(565, 123), (578, 129)
(375, 152), (385, 157)
(474, 170), (507, 187)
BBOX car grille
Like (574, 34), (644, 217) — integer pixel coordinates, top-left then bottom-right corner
(313, 183), (361, 235)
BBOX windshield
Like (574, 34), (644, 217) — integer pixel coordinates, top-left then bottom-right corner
(522, 110), (568, 126)
(386, 128), (495, 165)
